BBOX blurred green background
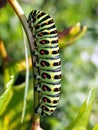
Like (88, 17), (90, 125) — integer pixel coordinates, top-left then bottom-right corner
(0, 0), (98, 130)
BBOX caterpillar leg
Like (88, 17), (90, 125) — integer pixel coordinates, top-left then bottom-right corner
(34, 73), (40, 80)
(34, 85), (41, 92)
(35, 105), (42, 115)
(35, 103), (53, 116)
(35, 103), (48, 116)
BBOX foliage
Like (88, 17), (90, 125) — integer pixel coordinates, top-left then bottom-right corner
(63, 88), (95, 130)
(0, 0), (98, 130)
(0, 74), (13, 115)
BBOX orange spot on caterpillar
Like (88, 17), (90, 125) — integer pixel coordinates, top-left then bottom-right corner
(42, 61), (46, 66)
(41, 50), (45, 54)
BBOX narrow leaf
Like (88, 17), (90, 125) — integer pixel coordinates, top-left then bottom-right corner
(63, 88), (95, 130)
(58, 23), (87, 48)
(21, 28), (29, 124)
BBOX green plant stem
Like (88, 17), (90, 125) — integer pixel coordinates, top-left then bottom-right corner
(8, 0), (35, 50)
(8, 0), (40, 129)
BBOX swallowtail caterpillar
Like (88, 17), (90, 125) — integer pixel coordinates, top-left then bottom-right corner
(28, 10), (61, 116)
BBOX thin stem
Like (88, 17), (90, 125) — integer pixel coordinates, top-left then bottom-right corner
(8, 0), (35, 50)
(21, 29), (29, 124)
(8, 0), (40, 129)
(0, 40), (8, 58)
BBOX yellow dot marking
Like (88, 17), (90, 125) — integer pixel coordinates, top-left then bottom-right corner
(50, 51), (52, 54)
(52, 75), (54, 79)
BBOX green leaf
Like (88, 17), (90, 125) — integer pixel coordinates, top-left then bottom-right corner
(63, 88), (95, 130)
(0, 75), (15, 115)
(92, 124), (98, 130)
(0, 80), (33, 130)
(58, 23), (87, 48)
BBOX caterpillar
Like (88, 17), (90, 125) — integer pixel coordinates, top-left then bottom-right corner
(28, 10), (61, 116)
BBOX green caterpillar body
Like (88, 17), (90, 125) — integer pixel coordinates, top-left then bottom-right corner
(28, 10), (61, 116)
